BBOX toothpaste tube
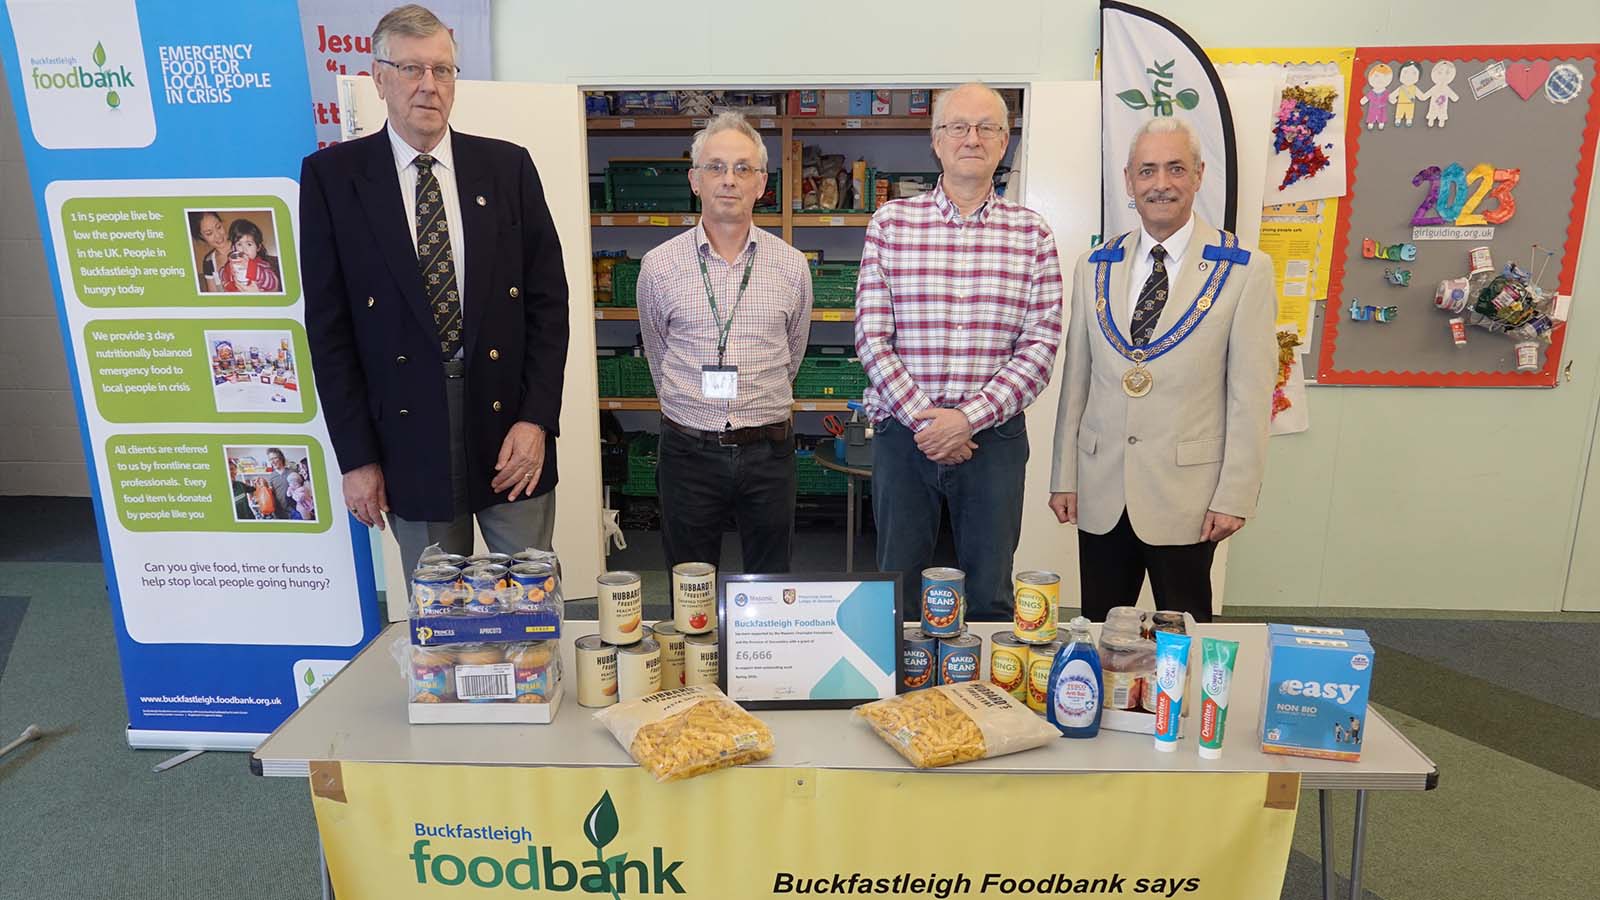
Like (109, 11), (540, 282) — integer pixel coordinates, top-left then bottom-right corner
(1197, 637), (1239, 759)
(1152, 630), (1192, 752)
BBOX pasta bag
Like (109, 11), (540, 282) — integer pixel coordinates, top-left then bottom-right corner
(594, 685), (773, 782)
(855, 681), (1058, 768)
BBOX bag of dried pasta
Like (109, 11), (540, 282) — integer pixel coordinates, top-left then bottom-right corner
(594, 685), (774, 782)
(855, 681), (1058, 768)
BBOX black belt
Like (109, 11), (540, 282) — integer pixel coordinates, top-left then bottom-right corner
(663, 416), (792, 447)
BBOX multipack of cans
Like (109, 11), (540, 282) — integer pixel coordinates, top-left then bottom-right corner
(579, 564), (721, 709)
(902, 568), (980, 691)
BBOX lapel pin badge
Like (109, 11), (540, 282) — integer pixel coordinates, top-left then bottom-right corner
(476, 195), (487, 206)
(1198, 261), (1209, 272)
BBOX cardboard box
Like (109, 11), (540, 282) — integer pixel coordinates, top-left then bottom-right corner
(823, 90), (852, 116)
(1259, 627), (1375, 761)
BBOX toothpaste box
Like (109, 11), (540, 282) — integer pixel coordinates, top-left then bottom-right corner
(1260, 626), (1375, 762)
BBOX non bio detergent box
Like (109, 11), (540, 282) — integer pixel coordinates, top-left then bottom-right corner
(1260, 625), (1375, 762)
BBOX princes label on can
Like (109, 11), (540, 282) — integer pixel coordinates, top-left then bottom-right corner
(575, 636), (618, 708)
(937, 634), (981, 686)
(902, 628), (936, 691)
(671, 562), (717, 635)
(508, 562), (559, 610)
(1013, 570), (1060, 644)
(411, 566), (463, 616)
(461, 564), (510, 613)
(989, 632), (1030, 702)
(920, 567), (966, 638)
(684, 632), (719, 686)
(651, 621), (686, 688)
(598, 571), (644, 645)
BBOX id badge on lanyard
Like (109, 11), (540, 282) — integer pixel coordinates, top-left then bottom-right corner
(701, 364), (738, 399)
(698, 247), (755, 403)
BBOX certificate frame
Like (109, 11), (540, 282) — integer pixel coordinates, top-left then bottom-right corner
(717, 572), (904, 710)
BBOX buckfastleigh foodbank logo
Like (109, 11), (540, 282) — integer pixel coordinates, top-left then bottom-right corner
(30, 42), (133, 109)
(409, 792), (687, 894)
(9, 0), (155, 149)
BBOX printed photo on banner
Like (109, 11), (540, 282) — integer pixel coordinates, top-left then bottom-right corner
(205, 329), (301, 414)
(186, 208), (285, 295)
(225, 444), (317, 523)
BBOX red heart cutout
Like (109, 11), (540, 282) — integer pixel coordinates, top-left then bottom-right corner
(1506, 60), (1550, 101)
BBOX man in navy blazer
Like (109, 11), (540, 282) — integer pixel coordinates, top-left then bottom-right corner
(301, 4), (568, 574)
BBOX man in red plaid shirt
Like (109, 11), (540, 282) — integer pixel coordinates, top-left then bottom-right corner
(854, 83), (1064, 621)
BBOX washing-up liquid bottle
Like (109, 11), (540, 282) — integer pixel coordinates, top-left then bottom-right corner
(1047, 616), (1103, 738)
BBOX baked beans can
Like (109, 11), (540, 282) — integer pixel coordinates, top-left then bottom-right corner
(507, 641), (557, 704)
(989, 632), (1030, 702)
(508, 561), (559, 610)
(412, 566), (463, 616)
(684, 632), (719, 686)
(902, 628), (936, 691)
(937, 633), (981, 685)
(1027, 641), (1062, 713)
(461, 564), (510, 613)
(671, 562), (717, 634)
(1013, 570), (1060, 644)
(651, 621), (686, 688)
(920, 567), (966, 637)
(575, 635), (618, 708)
(466, 552), (515, 569)
(598, 571), (644, 644)
(617, 638), (662, 701)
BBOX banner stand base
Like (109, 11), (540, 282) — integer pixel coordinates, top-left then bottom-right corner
(127, 728), (269, 753)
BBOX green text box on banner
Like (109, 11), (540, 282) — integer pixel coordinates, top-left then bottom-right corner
(61, 195), (299, 307)
(83, 318), (316, 423)
(106, 433), (331, 533)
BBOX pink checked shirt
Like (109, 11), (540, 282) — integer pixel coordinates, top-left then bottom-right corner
(638, 223), (813, 431)
(854, 181), (1064, 432)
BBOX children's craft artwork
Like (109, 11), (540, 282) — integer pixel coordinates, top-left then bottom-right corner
(1361, 63), (1393, 130)
(1389, 62), (1425, 127)
(1384, 268), (1411, 286)
(1424, 61), (1459, 126)
(1210, 49), (1355, 204)
(1274, 85), (1338, 190)
(1545, 64), (1585, 104)
(1506, 60), (1550, 100)
(1470, 61), (1508, 99)
(1348, 299), (1399, 322)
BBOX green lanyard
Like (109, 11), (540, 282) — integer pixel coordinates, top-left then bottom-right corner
(697, 245), (756, 367)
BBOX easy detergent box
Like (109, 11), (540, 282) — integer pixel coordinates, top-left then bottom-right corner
(1260, 625), (1375, 761)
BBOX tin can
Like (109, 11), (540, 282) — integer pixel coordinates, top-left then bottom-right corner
(575, 635), (618, 708)
(902, 628), (936, 691)
(409, 646), (455, 702)
(598, 571), (644, 645)
(466, 552), (515, 569)
(920, 567), (966, 637)
(672, 562), (717, 635)
(1450, 317), (1468, 346)
(453, 644), (515, 702)
(512, 548), (562, 582)
(989, 632), (1030, 702)
(417, 549), (467, 571)
(1013, 570), (1060, 643)
(507, 641), (557, 704)
(508, 561), (559, 609)
(1151, 611), (1187, 634)
(937, 633), (981, 686)
(1468, 246), (1493, 275)
(617, 638), (662, 701)
(684, 632), (719, 686)
(1515, 341), (1540, 372)
(411, 565), (463, 616)
(460, 564), (510, 613)
(651, 621), (686, 688)
(1026, 641), (1061, 713)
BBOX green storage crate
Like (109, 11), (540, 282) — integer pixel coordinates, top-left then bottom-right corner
(811, 262), (859, 309)
(589, 176), (608, 212)
(607, 159), (696, 212)
(622, 433), (659, 497)
(616, 353), (656, 398)
(794, 349), (868, 399)
(611, 259), (641, 308)
(795, 449), (847, 496)
(596, 352), (621, 397)
(755, 169), (782, 213)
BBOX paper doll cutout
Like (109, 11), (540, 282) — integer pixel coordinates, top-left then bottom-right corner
(1425, 60), (1459, 127)
(1390, 62), (1424, 127)
(1361, 63), (1394, 130)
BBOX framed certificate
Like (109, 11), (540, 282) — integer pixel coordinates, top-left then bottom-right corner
(717, 573), (903, 709)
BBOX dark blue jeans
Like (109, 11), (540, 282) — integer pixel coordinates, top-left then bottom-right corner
(871, 413), (1029, 621)
(656, 423), (796, 574)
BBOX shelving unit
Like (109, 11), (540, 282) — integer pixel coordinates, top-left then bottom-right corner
(594, 307), (855, 322)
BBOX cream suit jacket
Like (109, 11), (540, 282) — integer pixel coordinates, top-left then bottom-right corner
(1050, 217), (1278, 546)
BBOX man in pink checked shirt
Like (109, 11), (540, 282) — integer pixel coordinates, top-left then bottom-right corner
(854, 83), (1064, 621)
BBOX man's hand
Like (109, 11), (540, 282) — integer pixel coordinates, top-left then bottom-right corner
(912, 408), (976, 464)
(343, 463), (388, 529)
(1049, 492), (1078, 525)
(1201, 510), (1245, 542)
(492, 422), (547, 500)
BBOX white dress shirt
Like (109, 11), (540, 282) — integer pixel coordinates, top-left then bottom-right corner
(1126, 214), (1195, 321)
(387, 126), (467, 305)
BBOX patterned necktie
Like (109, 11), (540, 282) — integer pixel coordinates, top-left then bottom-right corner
(1129, 244), (1168, 347)
(415, 154), (461, 358)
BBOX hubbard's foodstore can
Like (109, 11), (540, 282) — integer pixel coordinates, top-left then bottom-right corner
(937, 633), (981, 685)
(684, 632), (719, 686)
(598, 571), (644, 645)
(651, 621), (686, 688)
(671, 562), (717, 635)
(902, 628), (936, 691)
(989, 632), (1030, 702)
(617, 638), (662, 701)
(1013, 570), (1060, 644)
(1026, 641), (1062, 713)
(575, 636), (618, 708)
(921, 567), (966, 637)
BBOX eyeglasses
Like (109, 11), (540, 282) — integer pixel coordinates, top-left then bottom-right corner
(693, 161), (765, 179)
(936, 122), (1007, 140)
(376, 59), (459, 83)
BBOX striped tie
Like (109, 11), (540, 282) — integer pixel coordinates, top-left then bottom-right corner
(1129, 244), (1168, 347)
(415, 154), (461, 358)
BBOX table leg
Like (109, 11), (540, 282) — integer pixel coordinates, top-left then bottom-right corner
(321, 842), (335, 900)
(845, 475), (856, 572)
(1348, 790), (1369, 900)
(1319, 790), (1334, 900)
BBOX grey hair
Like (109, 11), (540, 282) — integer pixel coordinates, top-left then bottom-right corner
(1126, 116), (1204, 171)
(689, 112), (769, 171)
(931, 82), (1009, 136)
(372, 4), (457, 63)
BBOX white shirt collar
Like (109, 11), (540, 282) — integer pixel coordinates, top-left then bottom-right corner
(1135, 214), (1196, 268)
(387, 125), (454, 175)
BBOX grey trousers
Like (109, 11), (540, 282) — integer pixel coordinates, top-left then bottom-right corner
(387, 374), (556, 579)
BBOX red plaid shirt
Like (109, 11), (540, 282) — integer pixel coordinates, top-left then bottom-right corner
(854, 181), (1063, 431)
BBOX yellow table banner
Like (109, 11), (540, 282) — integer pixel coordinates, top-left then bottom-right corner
(311, 762), (1299, 898)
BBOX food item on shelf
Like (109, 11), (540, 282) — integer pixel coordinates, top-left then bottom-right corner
(508, 641), (557, 704)
(652, 621), (686, 688)
(989, 632), (1030, 702)
(576, 635), (618, 708)
(410, 646), (455, 702)
(903, 628), (936, 691)
(684, 632), (719, 686)
(937, 633), (981, 685)
(599, 571), (644, 644)
(1013, 570), (1060, 644)
(855, 682), (1057, 768)
(920, 567), (965, 637)
(1025, 641), (1060, 714)
(594, 685), (774, 782)
(672, 562), (717, 634)
(617, 637), (663, 701)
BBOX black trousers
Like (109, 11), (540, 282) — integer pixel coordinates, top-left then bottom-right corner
(656, 423), (796, 573)
(1077, 510), (1217, 623)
